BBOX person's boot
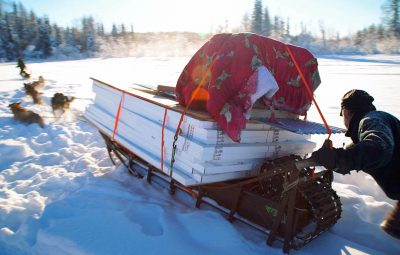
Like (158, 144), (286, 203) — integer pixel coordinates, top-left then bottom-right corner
(381, 201), (400, 240)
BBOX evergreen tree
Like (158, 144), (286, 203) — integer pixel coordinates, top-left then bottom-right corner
(65, 26), (75, 46)
(10, 2), (21, 55)
(0, 1), (4, 58)
(251, 0), (263, 34)
(35, 17), (52, 58)
(377, 24), (386, 40)
(120, 24), (126, 36)
(111, 24), (118, 38)
(262, 6), (271, 36)
(0, 1), (3, 20)
(272, 16), (285, 38)
(0, 14), (17, 60)
(272, 16), (278, 36)
(390, 0), (400, 37)
(97, 23), (105, 36)
(26, 10), (38, 47)
(16, 3), (30, 52)
(319, 21), (327, 48)
(285, 18), (290, 36)
(130, 24), (135, 39)
(52, 24), (62, 47)
(354, 30), (365, 45)
(82, 17), (97, 55)
(383, 0), (400, 37)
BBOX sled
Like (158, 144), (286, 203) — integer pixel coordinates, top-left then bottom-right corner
(83, 78), (344, 253)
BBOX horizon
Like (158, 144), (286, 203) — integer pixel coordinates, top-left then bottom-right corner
(9, 0), (387, 37)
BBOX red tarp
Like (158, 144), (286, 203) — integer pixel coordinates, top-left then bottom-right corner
(175, 33), (321, 142)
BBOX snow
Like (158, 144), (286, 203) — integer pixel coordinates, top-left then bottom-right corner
(1, 55), (400, 255)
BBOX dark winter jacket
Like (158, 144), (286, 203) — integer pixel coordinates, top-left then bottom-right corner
(336, 110), (400, 200)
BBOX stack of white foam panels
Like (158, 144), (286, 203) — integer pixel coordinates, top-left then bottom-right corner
(84, 78), (316, 186)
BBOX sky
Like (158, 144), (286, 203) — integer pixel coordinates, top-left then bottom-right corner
(12, 0), (386, 36)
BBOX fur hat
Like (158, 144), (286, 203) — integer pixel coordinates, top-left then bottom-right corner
(340, 89), (376, 116)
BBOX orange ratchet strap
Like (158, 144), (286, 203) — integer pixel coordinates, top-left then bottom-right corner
(285, 45), (332, 140)
(112, 92), (125, 140)
(161, 108), (168, 171)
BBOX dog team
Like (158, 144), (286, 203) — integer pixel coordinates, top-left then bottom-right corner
(9, 58), (75, 128)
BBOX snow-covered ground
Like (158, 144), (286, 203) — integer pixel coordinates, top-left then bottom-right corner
(0, 55), (399, 255)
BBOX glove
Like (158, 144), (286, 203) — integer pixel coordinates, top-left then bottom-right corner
(311, 139), (338, 170)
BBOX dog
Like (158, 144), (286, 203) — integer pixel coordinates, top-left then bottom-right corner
(21, 70), (31, 79)
(24, 82), (43, 104)
(20, 70), (31, 79)
(37, 76), (45, 89)
(51, 93), (75, 115)
(9, 102), (44, 128)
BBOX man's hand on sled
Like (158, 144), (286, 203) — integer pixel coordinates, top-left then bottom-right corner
(311, 139), (338, 170)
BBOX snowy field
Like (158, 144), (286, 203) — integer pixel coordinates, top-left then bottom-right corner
(0, 55), (400, 255)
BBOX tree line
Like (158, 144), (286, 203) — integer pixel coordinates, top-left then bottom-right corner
(244, 0), (400, 54)
(0, 1), (134, 60)
(0, 0), (399, 61)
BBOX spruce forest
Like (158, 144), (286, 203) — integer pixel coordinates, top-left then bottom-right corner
(0, 0), (399, 61)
